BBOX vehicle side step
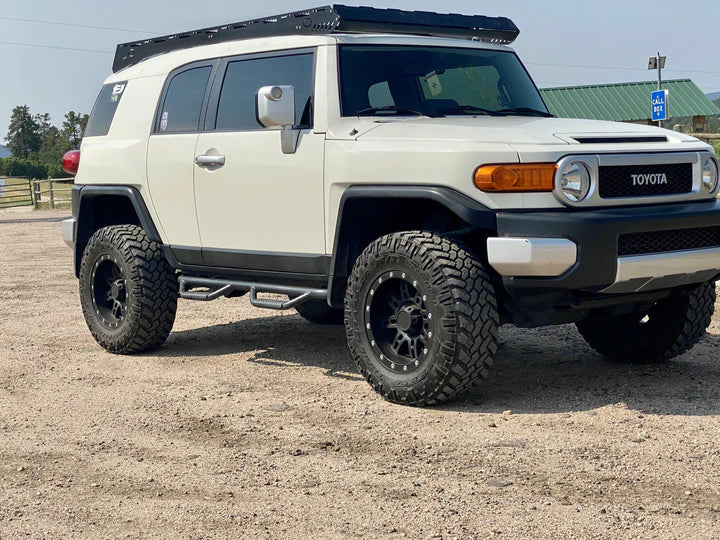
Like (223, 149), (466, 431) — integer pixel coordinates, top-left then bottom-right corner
(178, 275), (328, 310)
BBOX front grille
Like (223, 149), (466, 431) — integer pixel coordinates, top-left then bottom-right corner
(599, 163), (693, 198)
(618, 226), (720, 256)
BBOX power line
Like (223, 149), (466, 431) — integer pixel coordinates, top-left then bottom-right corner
(0, 15), (162, 35)
(1, 36), (719, 88)
(528, 62), (642, 72)
(526, 61), (720, 76)
(536, 81), (720, 94)
(1, 15), (719, 77)
(0, 41), (113, 54)
(1, 14), (719, 77)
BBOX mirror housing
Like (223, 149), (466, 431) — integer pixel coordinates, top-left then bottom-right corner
(257, 85), (299, 154)
(257, 85), (295, 128)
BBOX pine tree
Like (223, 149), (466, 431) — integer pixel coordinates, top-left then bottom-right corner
(5, 105), (41, 158)
(62, 111), (89, 149)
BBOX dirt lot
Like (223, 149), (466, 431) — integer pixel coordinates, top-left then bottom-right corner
(1, 207), (719, 538)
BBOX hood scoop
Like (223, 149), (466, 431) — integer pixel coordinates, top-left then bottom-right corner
(570, 135), (668, 144)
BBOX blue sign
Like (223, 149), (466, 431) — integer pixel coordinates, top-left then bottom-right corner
(651, 90), (668, 121)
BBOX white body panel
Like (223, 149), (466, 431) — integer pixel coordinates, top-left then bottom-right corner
(76, 75), (168, 240)
(324, 135), (521, 249)
(77, 33), (717, 256)
(146, 133), (201, 247)
(194, 130), (326, 254)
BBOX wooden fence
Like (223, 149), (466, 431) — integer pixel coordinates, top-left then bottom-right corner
(32, 178), (74, 209)
(0, 177), (33, 209)
(0, 177), (74, 209)
(692, 133), (720, 141)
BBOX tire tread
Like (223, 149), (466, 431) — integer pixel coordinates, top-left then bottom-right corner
(79, 225), (177, 354)
(344, 231), (498, 406)
(576, 282), (715, 363)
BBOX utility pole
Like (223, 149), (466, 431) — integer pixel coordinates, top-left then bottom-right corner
(648, 52), (667, 127)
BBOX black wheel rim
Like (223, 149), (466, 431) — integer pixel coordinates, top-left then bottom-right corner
(91, 255), (128, 329)
(363, 270), (434, 374)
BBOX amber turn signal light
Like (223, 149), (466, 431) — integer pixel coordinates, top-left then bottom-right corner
(474, 164), (557, 192)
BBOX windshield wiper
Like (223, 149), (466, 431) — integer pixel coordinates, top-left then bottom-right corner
(494, 107), (554, 117)
(357, 106), (440, 118)
(442, 105), (502, 116)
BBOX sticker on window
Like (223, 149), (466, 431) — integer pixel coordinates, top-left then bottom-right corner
(110, 83), (126, 103)
(425, 71), (443, 97)
(160, 112), (169, 132)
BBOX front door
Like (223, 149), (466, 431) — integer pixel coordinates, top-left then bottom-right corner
(193, 51), (326, 271)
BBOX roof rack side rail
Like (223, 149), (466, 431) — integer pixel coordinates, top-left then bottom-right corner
(112, 5), (520, 73)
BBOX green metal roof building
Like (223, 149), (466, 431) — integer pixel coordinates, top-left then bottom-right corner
(540, 79), (720, 129)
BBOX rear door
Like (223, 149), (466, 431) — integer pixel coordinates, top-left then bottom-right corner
(193, 50), (326, 271)
(146, 62), (215, 257)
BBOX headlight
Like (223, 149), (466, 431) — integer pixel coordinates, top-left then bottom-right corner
(559, 161), (591, 202)
(702, 157), (719, 193)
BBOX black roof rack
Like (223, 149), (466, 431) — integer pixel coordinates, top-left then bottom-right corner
(112, 5), (519, 73)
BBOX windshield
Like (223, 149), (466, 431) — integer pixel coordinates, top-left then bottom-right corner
(339, 45), (549, 118)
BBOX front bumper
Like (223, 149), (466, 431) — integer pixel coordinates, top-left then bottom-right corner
(489, 200), (720, 296)
(605, 247), (720, 293)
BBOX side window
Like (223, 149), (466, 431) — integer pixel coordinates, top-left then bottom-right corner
(368, 81), (394, 108)
(85, 81), (128, 137)
(157, 66), (212, 133)
(215, 53), (314, 131)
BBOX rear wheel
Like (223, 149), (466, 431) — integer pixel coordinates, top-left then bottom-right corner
(576, 282), (716, 363)
(345, 231), (498, 406)
(79, 225), (178, 354)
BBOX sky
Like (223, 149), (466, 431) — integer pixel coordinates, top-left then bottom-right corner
(1, 0), (720, 139)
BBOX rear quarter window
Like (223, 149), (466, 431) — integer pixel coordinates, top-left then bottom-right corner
(156, 66), (212, 133)
(84, 81), (128, 137)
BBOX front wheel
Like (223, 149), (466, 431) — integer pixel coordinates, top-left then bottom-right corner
(79, 225), (178, 354)
(345, 231), (499, 406)
(576, 281), (716, 364)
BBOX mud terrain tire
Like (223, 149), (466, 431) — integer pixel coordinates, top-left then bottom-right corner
(79, 225), (177, 354)
(345, 231), (498, 406)
(576, 282), (715, 363)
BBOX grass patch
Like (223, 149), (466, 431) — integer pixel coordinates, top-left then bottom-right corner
(35, 201), (71, 210)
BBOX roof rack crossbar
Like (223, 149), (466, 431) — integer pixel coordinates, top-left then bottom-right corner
(112, 5), (519, 72)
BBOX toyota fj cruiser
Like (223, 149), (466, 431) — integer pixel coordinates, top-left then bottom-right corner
(63, 5), (720, 406)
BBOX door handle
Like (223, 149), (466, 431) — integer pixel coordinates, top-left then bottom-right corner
(195, 154), (226, 167)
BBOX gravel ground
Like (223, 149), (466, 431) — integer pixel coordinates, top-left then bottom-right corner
(1, 207), (719, 538)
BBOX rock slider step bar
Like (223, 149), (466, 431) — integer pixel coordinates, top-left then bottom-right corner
(178, 275), (327, 310)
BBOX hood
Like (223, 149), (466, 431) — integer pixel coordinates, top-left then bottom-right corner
(326, 116), (699, 146)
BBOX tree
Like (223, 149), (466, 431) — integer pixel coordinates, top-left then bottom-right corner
(2, 106), (90, 178)
(5, 105), (41, 158)
(62, 111), (89, 149)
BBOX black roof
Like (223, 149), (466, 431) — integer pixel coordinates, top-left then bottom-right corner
(112, 5), (519, 72)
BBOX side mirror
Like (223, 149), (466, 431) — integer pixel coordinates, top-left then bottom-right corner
(257, 85), (299, 154)
(257, 85), (295, 128)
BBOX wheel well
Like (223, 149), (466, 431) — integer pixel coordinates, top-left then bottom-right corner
(75, 194), (144, 276)
(329, 196), (493, 307)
